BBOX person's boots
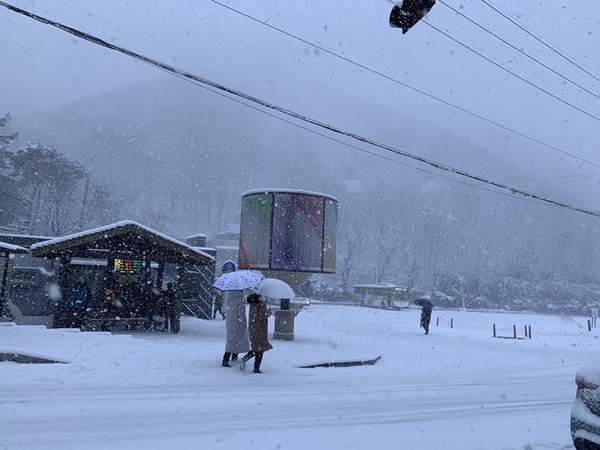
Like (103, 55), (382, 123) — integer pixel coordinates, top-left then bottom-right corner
(239, 352), (253, 371)
(253, 352), (263, 373)
(222, 352), (232, 367)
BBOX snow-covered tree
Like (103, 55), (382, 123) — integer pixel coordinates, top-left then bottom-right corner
(0, 113), (23, 232)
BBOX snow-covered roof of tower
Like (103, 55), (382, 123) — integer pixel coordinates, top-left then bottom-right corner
(0, 241), (28, 254)
(242, 188), (338, 202)
(185, 233), (206, 239)
(30, 220), (214, 265)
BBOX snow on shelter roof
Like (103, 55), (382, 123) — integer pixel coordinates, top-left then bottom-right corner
(29, 220), (214, 265)
(242, 188), (338, 202)
(0, 241), (28, 254)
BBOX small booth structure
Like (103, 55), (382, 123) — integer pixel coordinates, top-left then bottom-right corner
(0, 241), (29, 319)
(30, 221), (214, 333)
(238, 189), (338, 340)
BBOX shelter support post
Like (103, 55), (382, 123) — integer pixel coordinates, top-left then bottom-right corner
(0, 254), (10, 318)
(157, 262), (164, 291)
(52, 256), (72, 328)
(168, 264), (184, 334)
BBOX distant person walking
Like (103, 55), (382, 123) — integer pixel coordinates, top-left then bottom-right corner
(213, 291), (226, 320)
(161, 282), (180, 333)
(415, 298), (433, 335)
(239, 293), (272, 374)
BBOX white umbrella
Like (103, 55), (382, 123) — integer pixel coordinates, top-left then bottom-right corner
(213, 270), (263, 291)
(254, 278), (295, 299)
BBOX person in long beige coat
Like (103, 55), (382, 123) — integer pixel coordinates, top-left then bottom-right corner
(239, 293), (272, 373)
(221, 290), (250, 367)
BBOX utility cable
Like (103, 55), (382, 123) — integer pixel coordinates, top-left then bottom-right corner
(181, 74), (528, 202)
(438, 0), (598, 99)
(211, 0), (600, 169)
(156, 49), (562, 213)
(482, 0), (600, 85)
(422, 19), (600, 123)
(2, 1), (600, 219)
(514, 171), (600, 183)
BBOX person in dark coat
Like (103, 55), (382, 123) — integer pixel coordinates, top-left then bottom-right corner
(239, 293), (272, 374)
(213, 290), (226, 320)
(161, 282), (180, 333)
(415, 298), (433, 334)
(65, 277), (92, 329)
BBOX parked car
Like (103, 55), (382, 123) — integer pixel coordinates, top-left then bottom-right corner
(262, 296), (311, 309)
(571, 364), (600, 449)
(291, 296), (311, 309)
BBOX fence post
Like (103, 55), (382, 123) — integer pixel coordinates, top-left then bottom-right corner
(450, 318), (453, 329)
(436, 316), (440, 327)
(512, 325), (516, 339)
(493, 323), (496, 338)
(528, 325), (532, 339)
(588, 320), (592, 332)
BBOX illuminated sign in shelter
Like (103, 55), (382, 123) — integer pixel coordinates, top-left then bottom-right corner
(113, 258), (143, 274)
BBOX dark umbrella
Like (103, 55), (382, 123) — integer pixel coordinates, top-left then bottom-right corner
(413, 298), (433, 308)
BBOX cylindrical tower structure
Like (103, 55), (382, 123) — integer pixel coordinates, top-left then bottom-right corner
(238, 189), (338, 293)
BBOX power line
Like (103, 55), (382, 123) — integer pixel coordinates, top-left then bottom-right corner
(421, 19), (600, 123)
(438, 0), (599, 99)
(514, 171), (600, 183)
(482, 0), (600, 86)
(186, 73), (530, 201)
(2, 1), (600, 220)
(142, 45), (567, 213)
(211, 0), (600, 169)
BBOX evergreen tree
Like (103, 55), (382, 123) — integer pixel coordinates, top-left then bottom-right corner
(0, 113), (23, 232)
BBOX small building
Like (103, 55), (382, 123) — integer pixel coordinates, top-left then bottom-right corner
(0, 233), (53, 323)
(205, 228), (240, 275)
(29, 220), (215, 333)
(0, 241), (29, 320)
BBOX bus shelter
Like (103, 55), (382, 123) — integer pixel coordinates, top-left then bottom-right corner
(30, 221), (214, 333)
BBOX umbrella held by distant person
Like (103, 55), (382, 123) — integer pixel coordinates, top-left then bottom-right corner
(414, 298), (433, 335)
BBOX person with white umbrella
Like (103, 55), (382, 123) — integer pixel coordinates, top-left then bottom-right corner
(238, 293), (272, 374)
(213, 262), (262, 367)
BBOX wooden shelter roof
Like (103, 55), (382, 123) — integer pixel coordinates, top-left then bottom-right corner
(29, 221), (214, 265)
(0, 241), (28, 255)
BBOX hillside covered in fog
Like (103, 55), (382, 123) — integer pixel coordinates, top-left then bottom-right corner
(4, 77), (600, 314)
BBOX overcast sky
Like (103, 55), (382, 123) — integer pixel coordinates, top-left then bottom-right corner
(1, 0), (599, 206)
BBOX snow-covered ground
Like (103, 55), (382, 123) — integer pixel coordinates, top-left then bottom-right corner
(1, 304), (595, 449)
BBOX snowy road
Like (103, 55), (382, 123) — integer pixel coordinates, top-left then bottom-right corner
(1, 306), (592, 449)
(2, 376), (573, 449)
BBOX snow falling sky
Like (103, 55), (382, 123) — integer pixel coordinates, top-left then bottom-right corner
(1, 0), (599, 207)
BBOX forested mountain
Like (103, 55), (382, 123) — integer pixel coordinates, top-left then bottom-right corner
(6, 77), (600, 312)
